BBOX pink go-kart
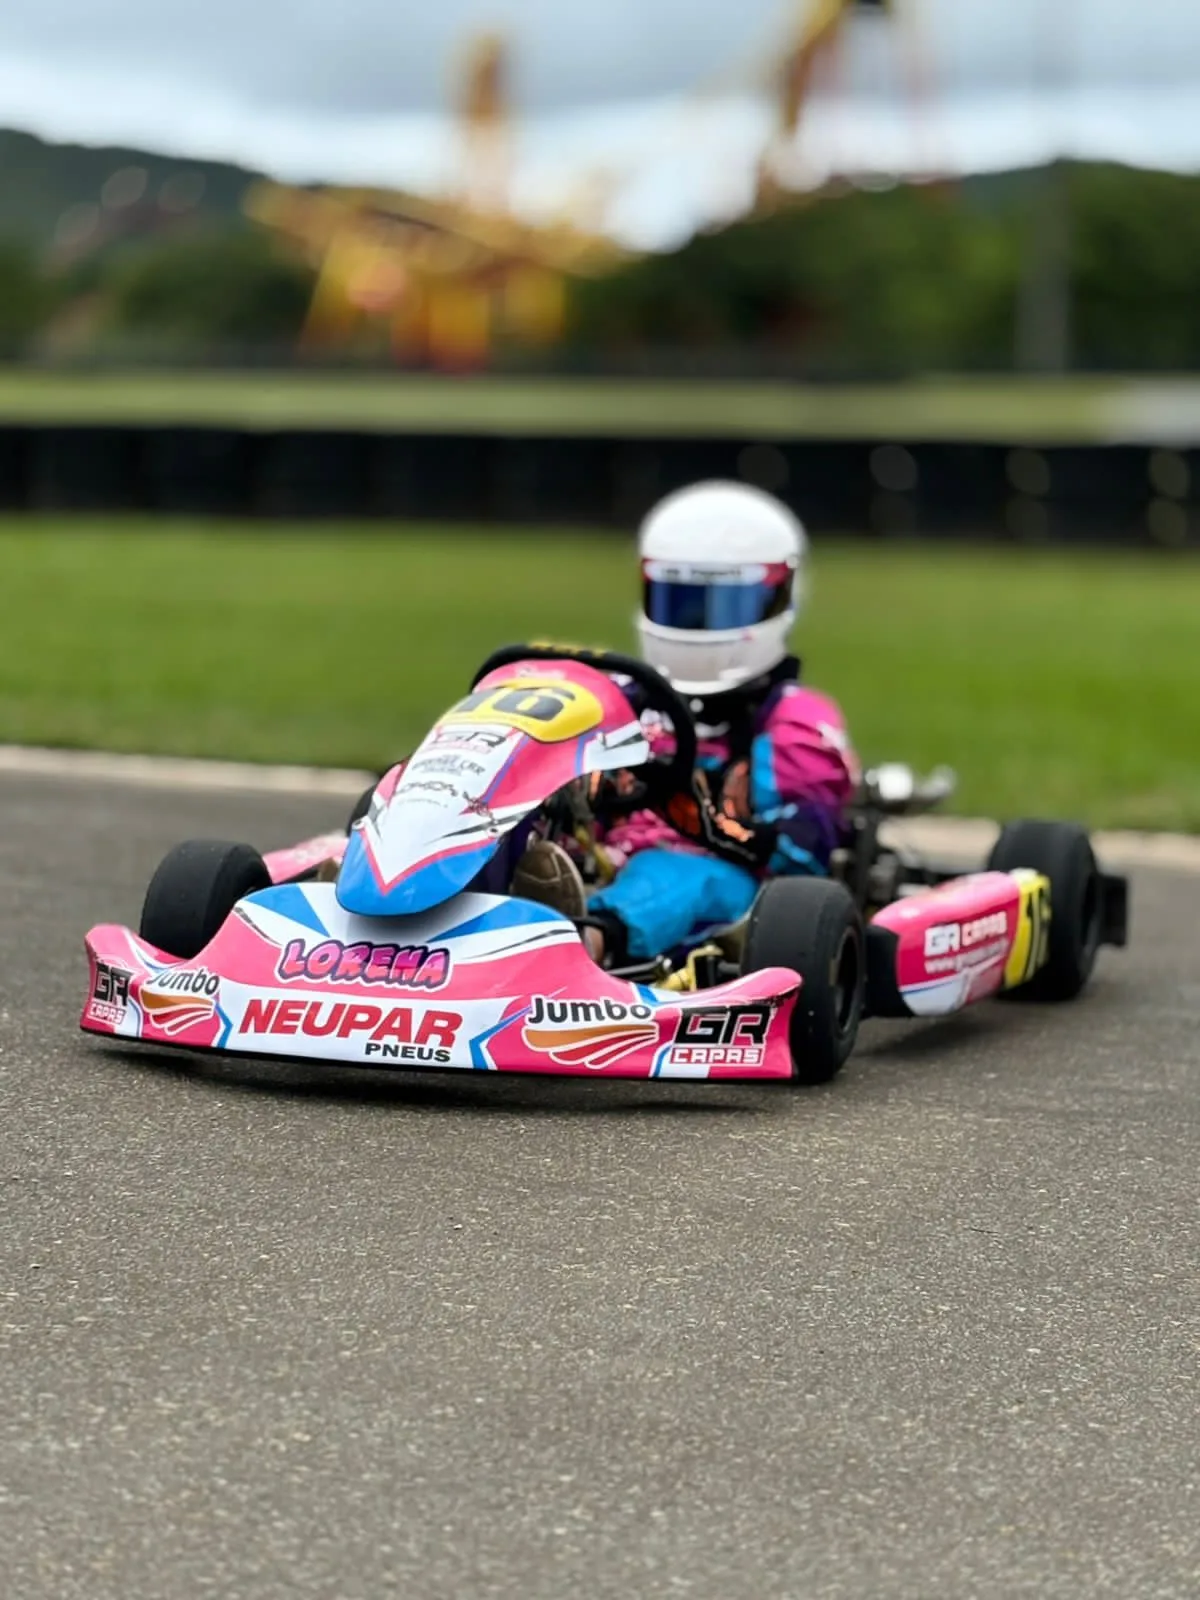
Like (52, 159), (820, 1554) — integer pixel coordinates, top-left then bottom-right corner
(80, 645), (1128, 1086)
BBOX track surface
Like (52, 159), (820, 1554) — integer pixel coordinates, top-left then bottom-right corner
(1, 777), (1196, 1599)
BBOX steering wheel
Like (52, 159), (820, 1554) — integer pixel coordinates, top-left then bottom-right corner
(470, 642), (698, 791)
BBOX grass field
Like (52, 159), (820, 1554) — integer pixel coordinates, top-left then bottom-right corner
(3, 368), (1197, 442)
(2, 519), (1198, 831)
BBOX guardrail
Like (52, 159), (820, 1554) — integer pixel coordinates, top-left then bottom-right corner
(0, 424), (1195, 545)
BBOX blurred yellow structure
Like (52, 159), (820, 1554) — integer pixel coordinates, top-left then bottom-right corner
(243, 33), (630, 369)
(757, 0), (896, 206)
(244, 3), (919, 367)
(245, 181), (629, 368)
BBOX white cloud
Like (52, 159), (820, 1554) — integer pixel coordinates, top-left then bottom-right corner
(3, 0), (1199, 248)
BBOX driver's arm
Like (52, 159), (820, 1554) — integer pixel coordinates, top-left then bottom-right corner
(584, 764), (773, 871)
(744, 684), (860, 875)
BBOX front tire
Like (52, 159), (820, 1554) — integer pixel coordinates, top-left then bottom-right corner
(139, 839), (270, 960)
(987, 819), (1102, 1001)
(741, 877), (865, 1084)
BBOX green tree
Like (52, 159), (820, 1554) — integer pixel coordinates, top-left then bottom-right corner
(0, 242), (49, 355)
(102, 226), (315, 350)
(1067, 164), (1200, 369)
(569, 163), (1200, 376)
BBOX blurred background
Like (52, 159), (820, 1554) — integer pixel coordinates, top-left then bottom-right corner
(3, 0), (1200, 380)
(1, 0), (1197, 829)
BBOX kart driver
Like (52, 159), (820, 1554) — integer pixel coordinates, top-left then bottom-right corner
(511, 480), (861, 965)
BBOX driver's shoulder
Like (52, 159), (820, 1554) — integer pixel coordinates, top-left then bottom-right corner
(760, 680), (850, 739)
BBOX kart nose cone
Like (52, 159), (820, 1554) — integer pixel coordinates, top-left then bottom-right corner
(336, 820), (502, 918)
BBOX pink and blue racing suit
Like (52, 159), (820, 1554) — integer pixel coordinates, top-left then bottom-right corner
(587, 668), (860, 960)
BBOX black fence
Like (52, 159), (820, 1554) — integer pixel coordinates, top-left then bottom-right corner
(0, 423), (1196, 545)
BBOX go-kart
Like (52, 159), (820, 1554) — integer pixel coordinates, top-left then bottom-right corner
(80, 645), (1128, 1085)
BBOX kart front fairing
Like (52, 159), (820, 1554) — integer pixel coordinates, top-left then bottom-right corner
(80, 652), (802, 1080)
(336, 660), (652, 919)
(82, 886), (800, 1080)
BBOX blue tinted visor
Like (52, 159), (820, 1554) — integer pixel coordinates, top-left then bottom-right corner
(642, 573), (793, 633)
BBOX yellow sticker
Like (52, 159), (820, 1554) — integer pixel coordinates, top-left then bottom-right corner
(1003, 870), (1053, 989)
(447, 677), (604, 743)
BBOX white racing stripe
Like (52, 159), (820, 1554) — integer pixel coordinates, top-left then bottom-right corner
(3, 743), (1198, 873)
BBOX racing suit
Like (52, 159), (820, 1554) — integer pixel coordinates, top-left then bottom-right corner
(585, 657), (860, 962)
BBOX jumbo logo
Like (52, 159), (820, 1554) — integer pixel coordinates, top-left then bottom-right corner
(277, 939), (451, 989)
(522, 995), (659, 1070)
(445, 679), (603, 744)
(141, 967), (220, 1035)
(239, 999), (461, 1064)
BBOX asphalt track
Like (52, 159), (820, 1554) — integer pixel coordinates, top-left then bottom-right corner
(1, 774), (1196, 1600)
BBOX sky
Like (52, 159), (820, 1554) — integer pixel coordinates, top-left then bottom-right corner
(2, 0), (1199, 247)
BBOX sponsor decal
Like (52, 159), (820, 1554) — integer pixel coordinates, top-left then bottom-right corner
(399, 780), (459, 798)
(522, 994), (659, 1070)
(429, 723), (512, 751)
(141, 967), (220, 1035)
(922, 913), (1011, 976)
(922, 939), (1010, 978)
(238, 998), (461, 1063)
(663, 1002), (773, 1069)
(407, 754), (488, 779)
(642, 559), (792, 590)
(276, 939), (451, 989)
(88, 960), (133, 1025)
(924, 912), (1009, 959)
(508, 661), (580, 679)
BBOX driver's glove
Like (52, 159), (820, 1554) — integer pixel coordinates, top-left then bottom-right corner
(656, 768), (775, 870)
(580, 766), (776, 872)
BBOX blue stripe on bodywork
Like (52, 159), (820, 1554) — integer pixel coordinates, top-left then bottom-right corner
(442, 898), (563, 942)
(469, 1008), (528, 1071)
(215, 997), (233, 1048)
(242, 884), (330, 936)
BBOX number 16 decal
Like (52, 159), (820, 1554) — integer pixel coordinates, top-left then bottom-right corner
(448, 678), (604, 743)
(1022, 880), (1052, 982)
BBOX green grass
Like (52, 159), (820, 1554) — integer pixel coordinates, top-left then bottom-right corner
(0, 367), (1189, 441)
(2, 518), (1197, 831)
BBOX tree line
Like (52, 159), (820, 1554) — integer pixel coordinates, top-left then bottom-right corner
(1, 161), (1197, 373)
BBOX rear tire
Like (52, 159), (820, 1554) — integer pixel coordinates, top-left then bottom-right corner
(741, 877), (865, 1084)
(139, 839), (270, 960)
(987, 820), (1102, 1001)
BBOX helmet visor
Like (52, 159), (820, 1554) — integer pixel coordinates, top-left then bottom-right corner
(641, 561), (794, 633)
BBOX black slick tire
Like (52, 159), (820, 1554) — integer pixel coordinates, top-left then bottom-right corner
(139, 839), (270, 960)
(987, 819), (1102, 1001)
(741, 877), (865, 1084)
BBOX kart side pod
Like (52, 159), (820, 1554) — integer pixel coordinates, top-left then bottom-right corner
(864, 866), (1128, 1020)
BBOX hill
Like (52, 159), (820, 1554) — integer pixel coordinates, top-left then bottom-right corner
(0, 128), (265, 253)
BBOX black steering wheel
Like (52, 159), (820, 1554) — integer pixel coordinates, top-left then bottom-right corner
(470, 643), (698, 790)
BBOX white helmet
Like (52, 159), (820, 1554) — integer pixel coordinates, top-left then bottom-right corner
(636, 480), (807, 696)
